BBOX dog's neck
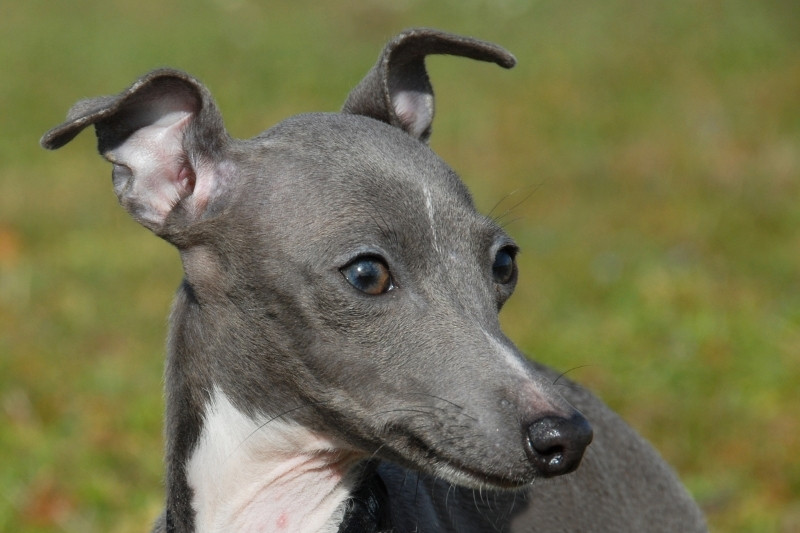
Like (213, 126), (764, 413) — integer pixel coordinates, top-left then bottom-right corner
(185, 387), (363, 533)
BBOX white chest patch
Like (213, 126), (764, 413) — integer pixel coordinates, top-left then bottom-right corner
(186, 388), (361, 533)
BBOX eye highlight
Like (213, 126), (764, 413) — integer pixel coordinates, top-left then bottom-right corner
(492, 246), (517, 285)
(340, 256), (393, 295)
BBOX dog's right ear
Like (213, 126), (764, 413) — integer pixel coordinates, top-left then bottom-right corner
(41, 69), (230, 240)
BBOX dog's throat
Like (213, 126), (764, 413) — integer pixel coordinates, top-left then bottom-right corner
(186, 388), (362, 532)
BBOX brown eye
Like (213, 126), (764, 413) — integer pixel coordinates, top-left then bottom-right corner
(341, 256), (393, 295)
(492, 247), (517, 284)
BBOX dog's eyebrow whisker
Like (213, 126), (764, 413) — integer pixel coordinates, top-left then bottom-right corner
(498, 216), (525, 229)
(487, 188), (523, 219)
(490, 183), (543, 224)
(552, 364), (594, 385)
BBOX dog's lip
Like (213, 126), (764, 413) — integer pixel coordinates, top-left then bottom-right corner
(383, 432), (533, 489)
(436, 455), (533, 489)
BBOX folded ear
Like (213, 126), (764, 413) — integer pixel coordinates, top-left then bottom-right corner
(342, 28), (516, 143)
(41, 69), (229, 239)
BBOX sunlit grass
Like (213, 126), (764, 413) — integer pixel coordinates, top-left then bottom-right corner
(2, 1), (798, 531)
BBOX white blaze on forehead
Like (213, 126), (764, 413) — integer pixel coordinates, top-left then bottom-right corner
(423, 185), (439, 251)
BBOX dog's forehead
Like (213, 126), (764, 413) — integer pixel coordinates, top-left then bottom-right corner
(244, 113), (480, 227)
(227, 112), (504, 265)
(257, 112), (465, 189)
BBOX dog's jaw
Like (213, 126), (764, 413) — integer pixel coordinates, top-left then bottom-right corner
(186, 388), (363, 533)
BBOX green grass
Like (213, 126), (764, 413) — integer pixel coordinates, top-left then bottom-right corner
(2, 1), (798, 531)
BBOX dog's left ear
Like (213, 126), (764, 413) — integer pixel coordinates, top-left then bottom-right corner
(342, 28), (515, 143)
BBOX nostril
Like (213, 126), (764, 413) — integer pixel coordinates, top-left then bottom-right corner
(525, 414), (593, 478)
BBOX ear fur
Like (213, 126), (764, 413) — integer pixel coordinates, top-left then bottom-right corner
(342, 28), (516, 142)
(41, 69), (229, 238)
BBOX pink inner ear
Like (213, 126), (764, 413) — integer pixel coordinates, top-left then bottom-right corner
(178, 165), (196, 196)
(391, 90), (434, 139)
(104, 110), (195, 229)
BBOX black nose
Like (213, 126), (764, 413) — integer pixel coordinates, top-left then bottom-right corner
(525, 414), (593, 477)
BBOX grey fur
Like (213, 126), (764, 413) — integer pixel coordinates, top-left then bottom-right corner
(41, 28), (706, 532)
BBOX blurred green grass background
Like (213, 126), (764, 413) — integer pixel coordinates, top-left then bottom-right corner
(1, 0), (798, 531)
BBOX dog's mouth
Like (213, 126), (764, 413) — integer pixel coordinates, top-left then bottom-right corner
(381, 431), (534, 490)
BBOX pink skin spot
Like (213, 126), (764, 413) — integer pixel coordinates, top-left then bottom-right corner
(276, 512), (289, 530)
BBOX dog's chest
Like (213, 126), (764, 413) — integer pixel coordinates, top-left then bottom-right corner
(185, 388), (360, 533)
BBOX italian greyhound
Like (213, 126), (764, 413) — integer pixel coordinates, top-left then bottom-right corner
(41, 28), (706, 533)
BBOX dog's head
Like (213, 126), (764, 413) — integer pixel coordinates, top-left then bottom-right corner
(42, 28), (591, 488)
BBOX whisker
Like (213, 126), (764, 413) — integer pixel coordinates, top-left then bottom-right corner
(231, 401), (323, 458)
(403, 392), (478, 421)
(553, 364), (593, 385)
(490, 182), (546, 225)
(498, 216), (524, 229)
(372, 406), (443, 419)
(487, 187), (523, 218)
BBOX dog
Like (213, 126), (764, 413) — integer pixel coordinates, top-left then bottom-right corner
(41, 28), (706, 533)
